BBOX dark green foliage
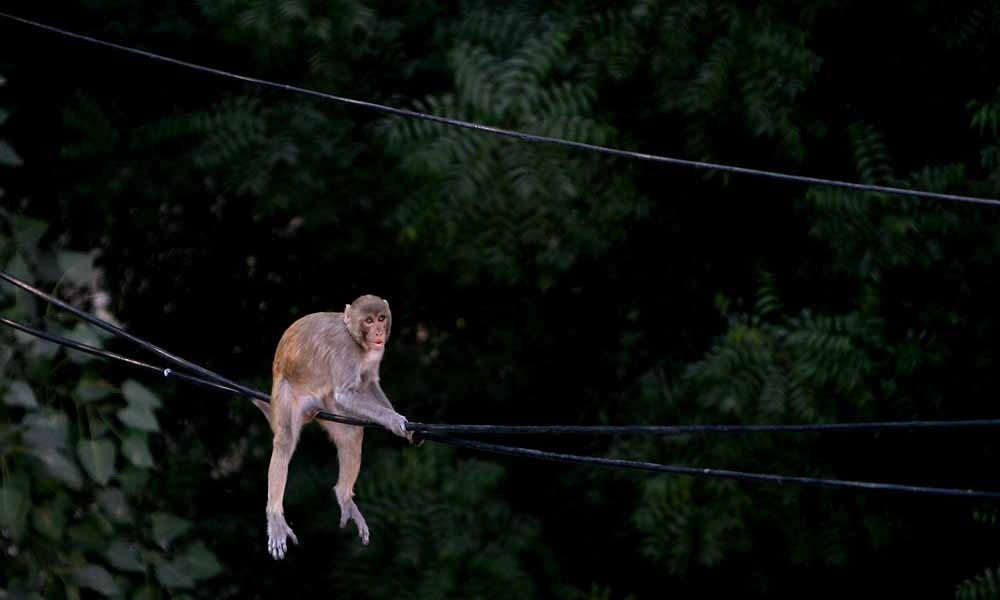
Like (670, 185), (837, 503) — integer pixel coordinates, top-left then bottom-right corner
(958, 568), (1000, 600)
(4, 0), (1000, 598)
(0, 213), (224, 597)
(377, 11), (642, 287)
(330, 447), (541, 600)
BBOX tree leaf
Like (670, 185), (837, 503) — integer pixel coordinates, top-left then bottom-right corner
(65, 323), (102, 364)
(56, 250), (95, 286)
(151, 513), (192, 548)
(133, 585), (158, 600)
(0, 487), (28, 540)
(97, 488), (132, 523)
(69, 522), (109, 555)
(118, 465), (150, 494)
(122, 379), (162, 408)
(118, 404), (160, 432)
(32, 503), (67, 541)
(74, 376), (115, 402)
(0, 140), (23, 167)
(3, 379), (37, 408)
(6, 251), (32, 281)
(155, 560), (195, 589)
(77, 438), (117, 485)
(30, 447), (84, 490)
(11, 215), (46, 251)
(72, 564), (120, 597)
(122, 432), (155, 468)
(106, 540), (147, 573)
(23, 410), (69, 449)
(180, 542), (224, 581)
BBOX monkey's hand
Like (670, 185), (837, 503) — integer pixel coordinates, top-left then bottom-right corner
(390, 414), (414, 444)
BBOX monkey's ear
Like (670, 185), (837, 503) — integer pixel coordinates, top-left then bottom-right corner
(343, 304), (351, 324)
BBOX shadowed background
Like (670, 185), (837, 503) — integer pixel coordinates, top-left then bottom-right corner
(2, 1), (1000, 598)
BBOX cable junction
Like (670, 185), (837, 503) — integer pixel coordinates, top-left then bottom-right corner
(4, 270), (1000, 499)
(1, 11), (999, 208)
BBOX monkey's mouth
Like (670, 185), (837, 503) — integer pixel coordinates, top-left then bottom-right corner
(370, 340), (385, 348)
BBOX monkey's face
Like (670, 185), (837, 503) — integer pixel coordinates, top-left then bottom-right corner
(345, 295), (392, 353)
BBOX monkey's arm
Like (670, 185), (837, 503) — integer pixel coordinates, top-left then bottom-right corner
(335, 386), (412, 441)
(370, 383), (395, 410)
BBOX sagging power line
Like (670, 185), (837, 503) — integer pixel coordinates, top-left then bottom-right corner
(5, 312), (1000, 500)
(5, 268), (1000, 437)
(1, 11), (998, 208)
(4, 269), (1000, 500)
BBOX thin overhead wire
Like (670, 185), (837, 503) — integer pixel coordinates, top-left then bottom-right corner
(417, 433), (1000, 499)
(1, 11), (999, 208)
(405, 419), (1000, 436)
(1, 316), (246, 397)
(0, 271), (265, 401)
(5, 314), (1000, 500)
(0, 271), (369, 427)
(5, 269), (1000, 437)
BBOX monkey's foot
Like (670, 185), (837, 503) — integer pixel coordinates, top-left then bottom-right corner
(266, 513), (299, 560)
(339, 501), (370, 545)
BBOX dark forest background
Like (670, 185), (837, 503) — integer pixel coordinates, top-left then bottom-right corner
(3, 1), (1000, 598)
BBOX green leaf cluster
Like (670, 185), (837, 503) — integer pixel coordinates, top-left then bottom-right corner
(1, 205), (223, 597)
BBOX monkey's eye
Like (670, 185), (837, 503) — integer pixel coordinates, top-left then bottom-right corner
(378, 315), (385, 322)
(365, 317), (374, 324)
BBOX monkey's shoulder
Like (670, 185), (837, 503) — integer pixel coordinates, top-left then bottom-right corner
(287, 311), (344, 328)
(280, 312), (344, 338)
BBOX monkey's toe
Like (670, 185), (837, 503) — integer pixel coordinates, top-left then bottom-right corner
(267, 518), (296, 559)
(357, 518), (370, 545)
(339, 503), (370, 544)
(268, 535), (286, 560)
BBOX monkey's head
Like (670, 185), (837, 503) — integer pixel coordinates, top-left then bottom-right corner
(343, 294), (392, 353)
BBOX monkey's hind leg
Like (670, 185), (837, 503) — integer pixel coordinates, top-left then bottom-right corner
(320, 421), (370, 545)
(265, 383), (313, 559)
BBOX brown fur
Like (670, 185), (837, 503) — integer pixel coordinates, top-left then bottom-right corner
(263, 295), (410, 559)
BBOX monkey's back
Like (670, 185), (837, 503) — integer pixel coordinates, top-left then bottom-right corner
(273, 312), (356, 390)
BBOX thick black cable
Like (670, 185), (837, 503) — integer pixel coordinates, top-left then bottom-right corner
(8, 269), (1000, 436)
(406, 419), (1000, 436)
(417, 432), (1000, 499)
(6, 313), (1000, 499)
(0, 270), (266, 400)
(1, 316), (246, 396)
(0, 271), (369, 427)
(10, 309), (1000, 436)
(1, 11), (998, 208)
(0, 314), (372, 428)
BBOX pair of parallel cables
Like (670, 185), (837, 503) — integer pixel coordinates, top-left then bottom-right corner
(4, 269), (1000, 499)
(2, 13), (1000, 498)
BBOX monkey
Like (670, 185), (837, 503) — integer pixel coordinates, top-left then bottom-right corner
(253, 294), (413, 560)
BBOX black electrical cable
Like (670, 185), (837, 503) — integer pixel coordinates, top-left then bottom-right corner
(1, 11), (998, 208)
(0, 314), (372, 428)
(6, 269), (1000, 437)
(1, 316), (246, 396)
(0, 270), (265, 400)
(0, 272), (370, 427)
(405, 419), (1000, 436)
(6, 315), (1000, 500)
(416, 432), (1000, 499)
